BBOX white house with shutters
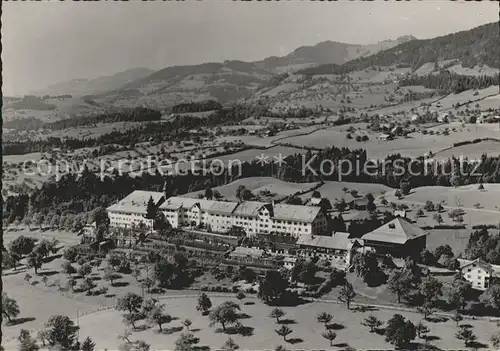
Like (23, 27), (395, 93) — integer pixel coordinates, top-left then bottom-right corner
(458, 258), (500, 291)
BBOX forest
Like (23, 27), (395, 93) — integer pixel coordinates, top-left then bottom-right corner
(171, 100), (223, 114)
(298, 22), (499, 75)
(3, 144), (500, 229)
(45, 107), (162, 130)
(399, 73), (499, 94)
(2, 104), (271, 155)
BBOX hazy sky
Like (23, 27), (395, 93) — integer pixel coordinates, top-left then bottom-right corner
(2, 1), (497, 95)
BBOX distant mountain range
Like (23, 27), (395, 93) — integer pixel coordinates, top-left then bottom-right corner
(32, 67), (155, 97)
(298, 22), (499, 75)
(253, 35), (417, 71)
(18, 22), (500, 110)
(30, 35), (417, 102)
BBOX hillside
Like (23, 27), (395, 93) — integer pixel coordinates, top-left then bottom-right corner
(254, 36), (416, 71)
(298, 22), (499, 75)
(94, 60), (274, 108)
(1, 95), (110, 123)
(33, 67), (155, 97)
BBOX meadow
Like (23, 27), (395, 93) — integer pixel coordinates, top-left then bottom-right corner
(184, 176), (320, 202)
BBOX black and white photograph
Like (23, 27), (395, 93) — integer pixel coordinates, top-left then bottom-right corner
(2, 1), (500, 350)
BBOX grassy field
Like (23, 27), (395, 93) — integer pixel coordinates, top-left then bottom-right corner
(4, 293), (498, 350)
(3, 228), (500, 350)
(278, 121), (499, 159)
(309, 181), (393, 202)
(218, 125), (321, 148)
(434, 140), (500, 160)
(184, 176), (320, 202)
(426, 228), (475, 255)
(383, 184), (500, 228)
(385, 184), (500, 213)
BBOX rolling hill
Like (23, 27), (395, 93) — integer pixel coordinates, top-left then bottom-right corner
(254, 36), (416, 71)
(92, 37), (417, 108)
(33, 67), (155, 97)
(93, 60), (275, 108)
(9, 22), (499, 117)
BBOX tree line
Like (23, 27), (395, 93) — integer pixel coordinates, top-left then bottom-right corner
(399, 72), (499, 94)
(2, 103), (269, 155)
(171, 100), (222, 114)
(3, 143), (500, 229)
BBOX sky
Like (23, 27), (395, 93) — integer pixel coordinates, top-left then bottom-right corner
(2, 1), (498, 96)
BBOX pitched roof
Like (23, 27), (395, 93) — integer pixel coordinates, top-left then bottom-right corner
(232, 201), (266, 217)
(297, 232), (352, 251)
(272, 203), (322, 223)
(106, 190), (165, 214)
(361, 217), (428, 245)
(208, 201), (239, 215)
(309, 197), (323, 205)
(458, 258), (500, 276)
(159, 197), (215, 211)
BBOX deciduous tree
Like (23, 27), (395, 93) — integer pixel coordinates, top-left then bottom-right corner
(322, 330), (337, 347)
(116, 293), (143, 314)
(361, 315), (382, 332)
(2, 293), (20, 323)
(209, 301), (240, 331)
(269, 308), (285, 323)
(385, 314), (416, 349)
(196, 293), (212, 315)
(456, 325), (477, 347)
(387, 270), (412, 303)
(275, 325), (292, 342)
(338, 282), (356, 309)
(317, 312), (333, 327)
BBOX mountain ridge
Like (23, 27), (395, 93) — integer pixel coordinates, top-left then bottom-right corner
(33, 67), (155, 97)
(297, 22), (499, 75)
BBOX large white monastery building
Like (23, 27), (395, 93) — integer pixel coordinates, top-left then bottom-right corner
(107, 190), (328, 237)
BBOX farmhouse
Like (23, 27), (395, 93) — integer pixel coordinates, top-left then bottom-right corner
(107, 190), (165, 229)
(361, 217), (428, 258)
(296, 232), (364, 270)
(457, 258), (500, 291)
(378, 133), (393, 141)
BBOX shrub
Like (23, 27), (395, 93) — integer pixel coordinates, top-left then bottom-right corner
(245, 287), (256, 294)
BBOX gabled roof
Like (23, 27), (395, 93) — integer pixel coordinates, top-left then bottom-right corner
(297, 232), (352, 251)
(309, 197), (323, 205)
(107, 190), (165, 214)
(458, 258), (500, 276)
(272, 203), (321, 223)
(361, 217), (428, 245)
